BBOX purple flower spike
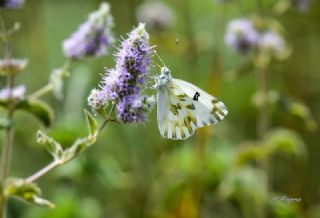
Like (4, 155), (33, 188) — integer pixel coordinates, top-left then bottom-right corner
(88, 23), (155, 124)
(63, 2), (114, 60)
(0, 0), (25, 9)
(225, 18), (259, 54)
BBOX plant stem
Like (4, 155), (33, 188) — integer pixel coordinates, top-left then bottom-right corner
(26, 160), (61, 183)
(29, 60), (71, 99)
(25, 105), (115, 183)
(97, 104), (115, 137)
(28, 84), (54, 99)
(257, 66), (268, 139)
(0, 10), (15, 218)
(256, 65), (269, 218)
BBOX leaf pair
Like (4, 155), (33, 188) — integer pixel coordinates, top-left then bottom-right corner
(0, 98), (54, 128)
(36, 110), (97, 163)
(4, 178), (54, 208)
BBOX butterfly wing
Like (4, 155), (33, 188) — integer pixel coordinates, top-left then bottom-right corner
(173, 78), (228, 125)
(157, 79), (228, 140)
(157, 88), (195, 140)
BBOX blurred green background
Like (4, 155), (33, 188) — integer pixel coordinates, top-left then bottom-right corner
(1, 0), (320, 217)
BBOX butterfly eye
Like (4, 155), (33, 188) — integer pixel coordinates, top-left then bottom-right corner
(161, 67), (170, 75)
(164, 69), (170, 75)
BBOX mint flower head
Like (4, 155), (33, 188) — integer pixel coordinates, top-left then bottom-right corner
(225, 18), (259, 54)
(88, 23), (155, 123)
(63, 2), (114, 60)
(0, 0), (24, 9)
(259, 31), (285, 55)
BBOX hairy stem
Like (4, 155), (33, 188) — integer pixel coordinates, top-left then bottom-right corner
(26, 160), (61, 183)
(25, 105), (115, 183)
(29, 60), (71, 99)
(28, 84), (54, 99)
(0, 10), (15, 218)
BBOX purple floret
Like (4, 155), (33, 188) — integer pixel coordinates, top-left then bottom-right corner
(1, 0), (24, 9)
(63, 2), (113, 59)
(225, 18), (259, 54)
(88, 23), (155, 123)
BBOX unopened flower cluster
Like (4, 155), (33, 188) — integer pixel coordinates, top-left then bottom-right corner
(63, 2), (114, 59)
(225, 18), (285, 55)
(88, 23), (155, 123)
(0, 0), (24, 9)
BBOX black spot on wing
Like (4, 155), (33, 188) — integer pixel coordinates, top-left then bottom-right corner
(193, 92), (200, 101)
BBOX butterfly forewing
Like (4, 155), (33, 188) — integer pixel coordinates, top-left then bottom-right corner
(173, 79), (228, 123)
(157, 79), (228, 140)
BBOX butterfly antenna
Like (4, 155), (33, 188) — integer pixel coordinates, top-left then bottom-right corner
(153, 51), (167, 67)
(155, 62), (162, 70)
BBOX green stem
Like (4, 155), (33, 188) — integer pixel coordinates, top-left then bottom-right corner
(28, 60), (71, 99)
(25, 105), (115, 183)
(256, 65), (269, 218)
(0, 10), (15, 218)
(97, 104), (115, 137)
(28, 84), (54, 99)
(257, 67), (268, 139)
(25, 160), (61, 183)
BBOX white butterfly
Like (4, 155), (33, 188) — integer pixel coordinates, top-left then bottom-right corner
(154, 67), (228, 140)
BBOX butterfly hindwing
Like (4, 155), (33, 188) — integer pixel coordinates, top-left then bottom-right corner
(157, 79), (228, 140)
(157, 90), (195, 140)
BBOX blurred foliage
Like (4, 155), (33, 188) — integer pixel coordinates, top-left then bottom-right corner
(0, 0), (319, 218)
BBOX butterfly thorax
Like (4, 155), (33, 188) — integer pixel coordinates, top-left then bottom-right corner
(154, 67), (173, 91)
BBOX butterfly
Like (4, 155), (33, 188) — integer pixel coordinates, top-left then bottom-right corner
(154, 66), (228, 140)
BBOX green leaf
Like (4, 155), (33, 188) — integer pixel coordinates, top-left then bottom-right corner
(36, 130), (63, 160)
(84, 109), (97, 136)
(0, 99), (12, 109)
(62, 135), (97, 162)
(5, 178), (55, 208)
(16, 99), (54, 127)
(31, 196), (55, 208)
